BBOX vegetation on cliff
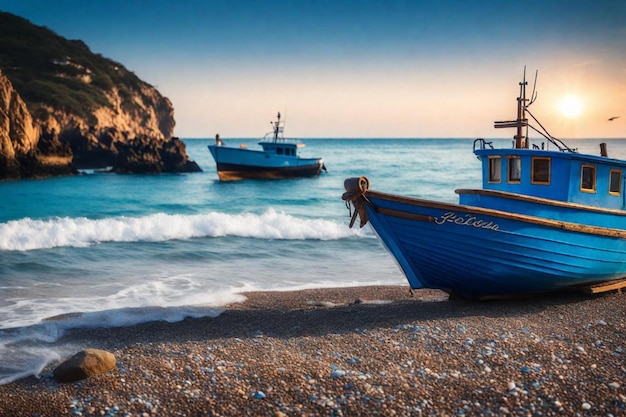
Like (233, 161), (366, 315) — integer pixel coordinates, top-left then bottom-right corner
(0, 11), (201, 179)
(0, 12), (144, 124)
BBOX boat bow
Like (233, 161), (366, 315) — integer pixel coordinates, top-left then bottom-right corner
(342, 177), (370, 228)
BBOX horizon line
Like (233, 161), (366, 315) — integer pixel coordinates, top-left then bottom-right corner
(179, 136), (626, 140)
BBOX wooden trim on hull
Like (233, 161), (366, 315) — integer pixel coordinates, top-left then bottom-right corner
(216, 163), (322, 181)
(457, 188), (626, 217)
(377, 207), (435, 223)
(367, 190), (626, 239)
(581, 279), (626, 294)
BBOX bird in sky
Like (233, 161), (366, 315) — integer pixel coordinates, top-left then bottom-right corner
(608, 116), (620, 121)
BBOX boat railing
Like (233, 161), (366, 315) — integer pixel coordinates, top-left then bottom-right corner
(473, 138), (494, 151)
(263, 131), (285, 142)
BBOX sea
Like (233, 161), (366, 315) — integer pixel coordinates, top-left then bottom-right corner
(1, 137), (624, 384)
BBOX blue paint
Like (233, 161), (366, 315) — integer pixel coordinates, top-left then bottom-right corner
(207, 112), (324, 180)
(344, 70), (626, 299)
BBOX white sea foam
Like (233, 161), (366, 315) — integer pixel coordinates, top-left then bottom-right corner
(0, 209), (365, 251)
(0, 275), (248, 330)
(0, 289), (247, 385)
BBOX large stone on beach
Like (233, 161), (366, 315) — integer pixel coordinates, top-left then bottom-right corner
(53, 348), (116, 383)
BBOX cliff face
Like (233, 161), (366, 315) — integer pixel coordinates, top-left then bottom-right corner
(0, 69), (74, 178)
(0, 70), (39, 158)
(0, 12), (201, 179)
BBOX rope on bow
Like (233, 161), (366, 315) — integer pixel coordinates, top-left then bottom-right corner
(341, 176), (370, 228)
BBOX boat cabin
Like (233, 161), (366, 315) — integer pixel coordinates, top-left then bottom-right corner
(473, 140), (626, 210)
(468, 71), (626, 211)
(259, 141), (304, 158)
(256, 111), (308, 158)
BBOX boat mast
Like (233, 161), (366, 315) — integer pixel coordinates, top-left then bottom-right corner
(273, 112), (281, 142)
(495, 69), (576, 153)
(494, 68), (529, 148)
(515, 70), (529, 149)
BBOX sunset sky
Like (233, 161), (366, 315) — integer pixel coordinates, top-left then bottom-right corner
(1, 0), (625, 139)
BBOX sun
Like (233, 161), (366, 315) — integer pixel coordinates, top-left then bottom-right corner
(558, 95), (583, 118)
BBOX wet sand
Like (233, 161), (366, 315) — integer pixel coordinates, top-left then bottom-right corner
(0, 286), (624, 416)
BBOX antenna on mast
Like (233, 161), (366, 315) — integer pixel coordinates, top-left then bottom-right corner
(528, 70), (538, 107)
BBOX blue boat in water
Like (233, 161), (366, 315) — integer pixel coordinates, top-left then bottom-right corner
(343, 70), (626, 299)
(208, 112), (326, 181)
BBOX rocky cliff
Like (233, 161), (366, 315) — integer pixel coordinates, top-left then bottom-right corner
(0, 11), (201, 179)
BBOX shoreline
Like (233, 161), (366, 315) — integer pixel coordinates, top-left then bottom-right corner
(0, 285), (624, 416)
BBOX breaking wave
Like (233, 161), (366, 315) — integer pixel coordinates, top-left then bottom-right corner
(0, 209), (365, 251)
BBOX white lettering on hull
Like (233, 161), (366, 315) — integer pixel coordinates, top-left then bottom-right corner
(434, 212), (500, 231)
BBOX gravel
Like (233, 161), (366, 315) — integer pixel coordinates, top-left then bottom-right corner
(0, 286), (624, 417)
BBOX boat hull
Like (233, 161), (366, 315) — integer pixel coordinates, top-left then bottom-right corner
(208, 145), (323, 181)
(215, 161), (323, 181)
(345, 184), (626, 299)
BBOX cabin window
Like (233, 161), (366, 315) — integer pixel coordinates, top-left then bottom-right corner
(581, 165), (596, 192)
(507, 156), (521, 183)
(531, 157), (550, 184)
(610, 170), (622, 195)
(277, 148), (283, 155)
(488, 156), (501, 183)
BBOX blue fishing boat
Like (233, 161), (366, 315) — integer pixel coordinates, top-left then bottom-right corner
(207, 112), (326, 181)
(343, 69), (626, 299)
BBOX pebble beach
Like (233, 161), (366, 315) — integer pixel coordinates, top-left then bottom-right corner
(1, 285), (625, 417)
